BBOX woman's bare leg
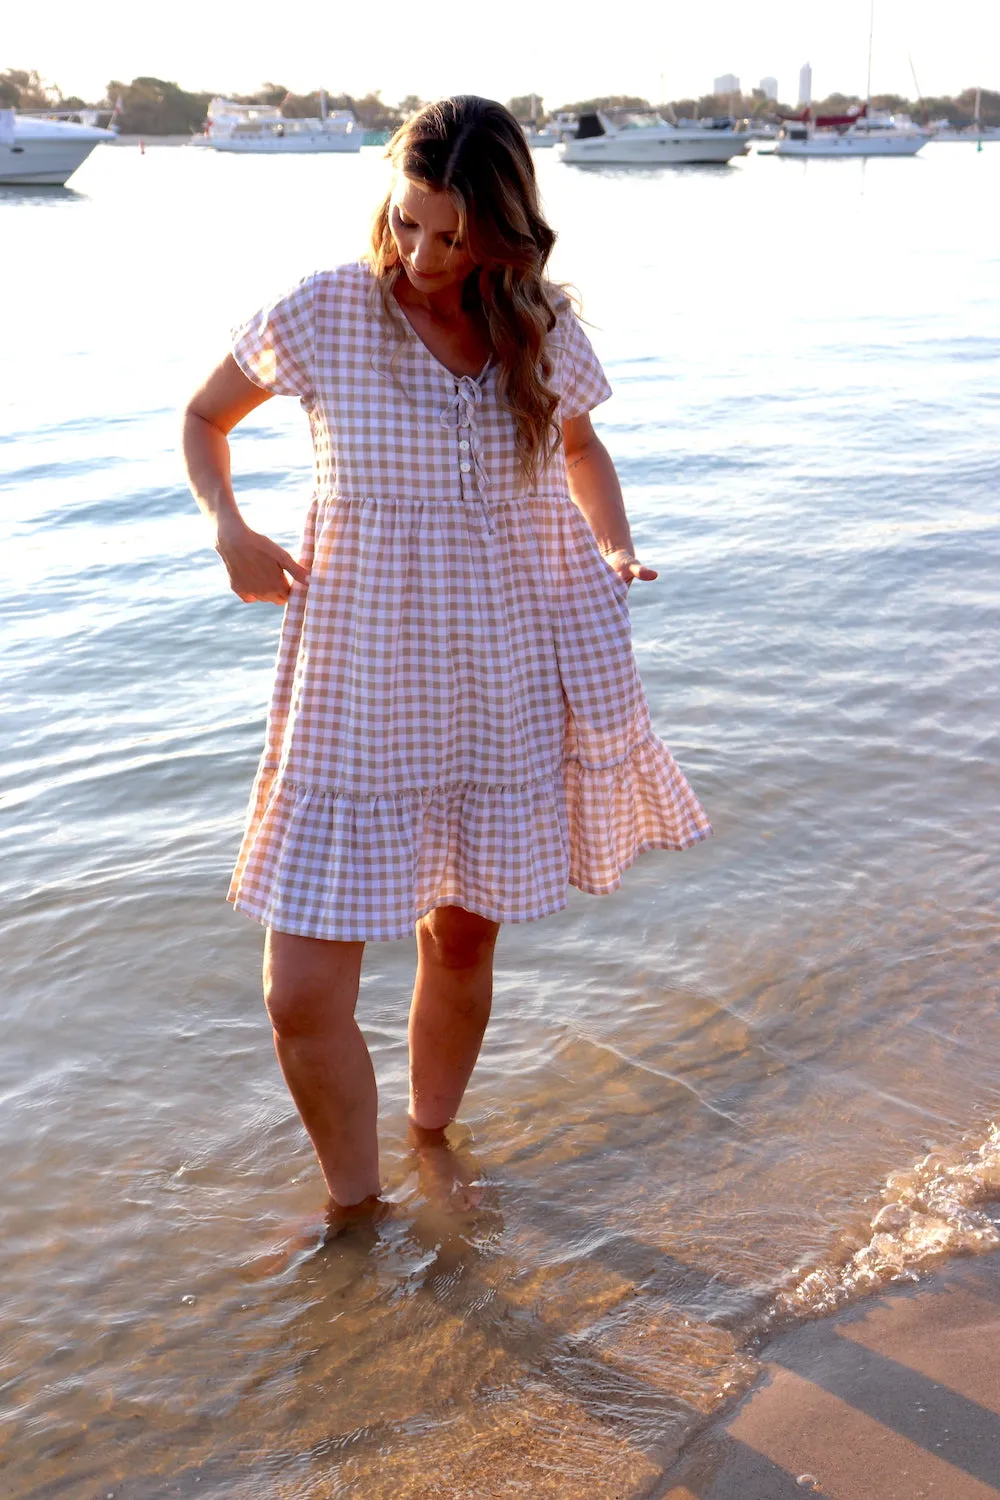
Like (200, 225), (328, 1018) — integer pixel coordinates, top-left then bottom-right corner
(263, 928), (381, 1208)
(408, 906), (500, 1131)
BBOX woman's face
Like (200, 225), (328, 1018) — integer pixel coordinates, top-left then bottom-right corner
(389, 175), (477, 293)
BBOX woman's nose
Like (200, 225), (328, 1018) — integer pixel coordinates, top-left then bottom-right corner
(411, 235), (439, 271)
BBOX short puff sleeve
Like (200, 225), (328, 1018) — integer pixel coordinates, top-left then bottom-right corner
(549, 300), (613, 420)
(231, 273), (317, 405)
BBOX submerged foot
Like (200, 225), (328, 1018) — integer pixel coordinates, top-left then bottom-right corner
(322, 1192), (394, 1243)
(407, 1120), (485, 1214)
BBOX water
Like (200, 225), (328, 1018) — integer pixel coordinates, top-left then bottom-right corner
(2, 140), (999, 1497)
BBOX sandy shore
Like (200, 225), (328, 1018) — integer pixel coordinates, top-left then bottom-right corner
(656, 1251), (1000, 1499)
(107, 134), (195, 147)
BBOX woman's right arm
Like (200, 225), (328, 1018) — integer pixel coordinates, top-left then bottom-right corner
(182, 354), (310, 605)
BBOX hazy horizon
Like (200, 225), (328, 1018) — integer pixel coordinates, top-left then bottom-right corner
(7, 0), (999, 108)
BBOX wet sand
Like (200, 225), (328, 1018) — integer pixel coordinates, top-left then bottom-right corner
(658, 1251), (1000, 1499)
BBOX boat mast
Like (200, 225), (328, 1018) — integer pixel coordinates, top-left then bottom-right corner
(866, 0), (875, 116)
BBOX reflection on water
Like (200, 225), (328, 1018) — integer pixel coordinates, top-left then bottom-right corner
(0, 184), (85, 206)
(1, 141), (999, 1495)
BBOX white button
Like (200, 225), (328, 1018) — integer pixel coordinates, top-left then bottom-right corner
(459, 439), (470, 451)
(460, 461), (472, 473)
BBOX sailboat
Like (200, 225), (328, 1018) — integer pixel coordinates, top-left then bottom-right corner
(928, 89), (1000, 144)
(771, 104), (929, 157)
(770, 2), (931, 158)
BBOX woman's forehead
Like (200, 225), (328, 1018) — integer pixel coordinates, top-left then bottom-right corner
(391, 175), (461, 231)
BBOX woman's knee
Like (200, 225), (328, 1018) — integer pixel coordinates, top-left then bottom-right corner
(263, 932), (363, 1038)
(263, 973), (327, 1038)
(416, 906), (500, 971)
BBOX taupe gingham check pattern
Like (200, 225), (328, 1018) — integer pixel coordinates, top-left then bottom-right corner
(228, 261), (710, 940)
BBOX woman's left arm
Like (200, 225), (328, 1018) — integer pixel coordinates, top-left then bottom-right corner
(562, 413), (657, 585)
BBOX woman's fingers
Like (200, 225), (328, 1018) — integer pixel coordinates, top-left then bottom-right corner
(227, 557), (291, 604)
(216, 527), (310, 604)
(605, 548), (658, 585)
(263, 538), (311, 586)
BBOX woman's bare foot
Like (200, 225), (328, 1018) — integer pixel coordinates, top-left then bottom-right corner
(407, 1120), (484, 1214)
(323, 1192), (392, 1243)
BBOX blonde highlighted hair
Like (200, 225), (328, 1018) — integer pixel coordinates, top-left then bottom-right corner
(368, 96), (565, 487)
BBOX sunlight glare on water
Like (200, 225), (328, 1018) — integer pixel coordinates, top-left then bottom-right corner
(1, 140), (999, 1496)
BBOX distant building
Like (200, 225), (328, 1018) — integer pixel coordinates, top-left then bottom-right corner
(760, 77), (779, 102)
(798, 62), (813, 106)
(714, 74), (740, 96)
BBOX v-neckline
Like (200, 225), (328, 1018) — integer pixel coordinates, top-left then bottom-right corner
(389, 281), (492, 385)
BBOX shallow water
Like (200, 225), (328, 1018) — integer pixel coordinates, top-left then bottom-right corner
(2, 140), (999, 1497)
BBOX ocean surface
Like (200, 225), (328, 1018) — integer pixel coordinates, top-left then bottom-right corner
(2, 139), (999, 1498)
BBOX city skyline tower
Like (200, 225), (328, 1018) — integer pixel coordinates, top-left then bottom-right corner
(798, 61), (813, 106)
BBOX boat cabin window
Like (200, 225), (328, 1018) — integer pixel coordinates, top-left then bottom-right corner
(575, 113), (606, 140)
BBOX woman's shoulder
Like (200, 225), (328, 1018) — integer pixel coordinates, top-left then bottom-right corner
(543, 281), (579, 315)
(543, 285), (590, 352)
(302, 260), (373, 303)
(542, 285), (586, 346)
(305, 261), (382, 331)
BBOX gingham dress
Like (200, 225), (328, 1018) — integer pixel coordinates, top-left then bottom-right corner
(227, 260), (710, 941)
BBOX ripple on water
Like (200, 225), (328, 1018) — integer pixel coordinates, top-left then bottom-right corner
(1, 143), (999, 1496)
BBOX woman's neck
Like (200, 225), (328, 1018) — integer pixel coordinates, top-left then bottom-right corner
(394, 273), (467, 326)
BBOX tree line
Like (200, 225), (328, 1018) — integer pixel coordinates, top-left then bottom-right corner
(2, 68), (998, 134)
(0, 71), (417, 134)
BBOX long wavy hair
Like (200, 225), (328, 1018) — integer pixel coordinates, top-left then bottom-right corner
(368, 96), (564, 486)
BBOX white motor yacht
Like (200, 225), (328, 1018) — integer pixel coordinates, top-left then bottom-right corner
(0, 108), (116, 186)
(523, 126), (559, 149)
(192, 96), (361, 153)
(559, 111), (751, 166)
(770, 106), (929, 158)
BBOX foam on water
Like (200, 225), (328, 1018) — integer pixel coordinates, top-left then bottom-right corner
(773, 1128), (1000, 1326)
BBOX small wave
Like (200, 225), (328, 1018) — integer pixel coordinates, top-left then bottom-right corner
(768, 1125), (1000, 1328)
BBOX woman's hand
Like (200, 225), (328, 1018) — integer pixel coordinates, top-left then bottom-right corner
(214, 515), (310, 605)
(603, 546), (658, 586)
(183, 354), (308, 605)
(562, 415), (657, 589)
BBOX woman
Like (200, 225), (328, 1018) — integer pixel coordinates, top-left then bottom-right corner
(182, 97), (710, 1221)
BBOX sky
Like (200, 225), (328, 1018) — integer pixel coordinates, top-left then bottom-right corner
(7, 0), (999, 106)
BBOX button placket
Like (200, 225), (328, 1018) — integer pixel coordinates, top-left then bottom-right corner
(439, 373), (495, 534)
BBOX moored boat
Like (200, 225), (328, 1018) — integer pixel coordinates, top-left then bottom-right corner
(0, 107), (116, 186)
(559, 111), (751, 166)
(192, 96), (361, 154)
(928, 122), (1000, 143)
(770, 106), (929, 157)
(523, 126), (559, 148)
(927, 92), (1000, 143)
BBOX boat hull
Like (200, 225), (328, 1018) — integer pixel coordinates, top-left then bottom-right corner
(772, 133), (928, 157)
(200, 133), (361, 154)
(0, 134), (109, 186)
(561, 132), (750, 165)
(928, 131), (1000, 144)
